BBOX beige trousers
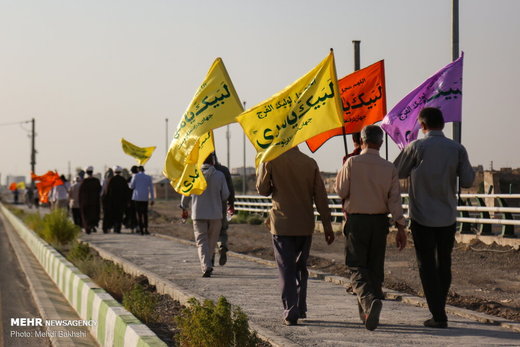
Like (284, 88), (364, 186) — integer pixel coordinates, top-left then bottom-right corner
(193, 219), (222, 272)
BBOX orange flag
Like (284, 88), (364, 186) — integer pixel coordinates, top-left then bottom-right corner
(32, 171), (63, 203)
(306, 60), (386, 152)
(9, 182), (17, 191)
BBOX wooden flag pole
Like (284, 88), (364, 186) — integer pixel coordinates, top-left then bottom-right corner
(342, 126), (348, 157)
(385, 134), (389, 160)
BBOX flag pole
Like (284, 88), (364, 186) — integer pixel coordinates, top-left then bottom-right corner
(342, 40), (362, 158)
(242, 101), (247, 194)
(342, 126), (348, 156)
(452, 0), (461, 144)
(452, 0), (462, 203)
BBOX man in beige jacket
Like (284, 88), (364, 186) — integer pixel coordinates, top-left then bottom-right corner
(335, 125), (407, 331)
(257, 146), (335, 326)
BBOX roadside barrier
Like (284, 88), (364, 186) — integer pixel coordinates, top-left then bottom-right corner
(0, 204), (166, 347)
(235, 194), (519, 237)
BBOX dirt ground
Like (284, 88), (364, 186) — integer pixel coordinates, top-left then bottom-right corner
(149, 200), (520, 323)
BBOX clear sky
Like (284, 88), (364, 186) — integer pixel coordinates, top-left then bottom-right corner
(1, 0), (519, 181)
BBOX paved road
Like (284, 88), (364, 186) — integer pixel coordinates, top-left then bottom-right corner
(84, 232), (520, 346)
(0, 216), (50, 347)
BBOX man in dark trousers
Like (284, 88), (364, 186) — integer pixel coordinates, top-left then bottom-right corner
(213, 153), (235, 266)
(79, 166), (102, 234)
(394, 107), (474, 328)
(335, 125), (407, 331)
(129, 166), (154, 235)
(257, 146), (334, 326)
(105, 166), (131, 233)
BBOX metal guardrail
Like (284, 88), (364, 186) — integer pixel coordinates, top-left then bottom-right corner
(235, 194), (519, 237)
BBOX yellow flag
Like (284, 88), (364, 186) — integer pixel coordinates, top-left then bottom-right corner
(121, 138), (156, 165)
(16, 182), (26, 190)
(237, 51), (344, 166)
(176, 131), (215, 195)
(163, 58), (243, 195)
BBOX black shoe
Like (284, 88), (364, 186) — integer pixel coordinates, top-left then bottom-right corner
(423, 318), (447, 329)
(299, 312), (307, 319)
(365, 299), (382, 331)
(144, 229), (150, 235)
(202, 268), (213, 278)
(283, 319), (298, 326)
(218, 248), (227, 266)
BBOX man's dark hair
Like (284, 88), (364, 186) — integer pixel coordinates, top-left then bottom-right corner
(352, 132), (361, 145)
(130, 165), (138, 174)
(138, 166), (145, 172)
(203, 153), (214, 165)
(418, 107), (445, 130)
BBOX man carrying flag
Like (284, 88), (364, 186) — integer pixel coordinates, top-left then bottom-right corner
(241, 51), (341, 325)
(164, 57), (242, 277)
(394, 107), (474, 328)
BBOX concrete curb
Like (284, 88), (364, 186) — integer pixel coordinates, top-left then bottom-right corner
(0, 204), (167, 347)
(84, 240), (300, 347)
(154, 232), (520, 334)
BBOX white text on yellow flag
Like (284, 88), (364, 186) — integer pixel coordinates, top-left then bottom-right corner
(177, 131), (215, 196)
(237, 52), (343, 166)
(163, 57), (243, 195)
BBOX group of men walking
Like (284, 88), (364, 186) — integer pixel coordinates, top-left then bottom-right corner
(49, 106), (472, 331)
(68, 165), (154, 235)
(255, 108), (474, 330)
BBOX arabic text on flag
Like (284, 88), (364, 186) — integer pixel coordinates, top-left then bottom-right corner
(163, 58), (243, 196)
(306, 60), (386, 152)
(237, 51), (344, 166)
(381, 53), (464, 149)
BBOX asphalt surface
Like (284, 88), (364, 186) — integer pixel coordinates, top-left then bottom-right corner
(0, 215), (50, 347)
(0, 207), (98, 347)
(83, 231), (520, 346)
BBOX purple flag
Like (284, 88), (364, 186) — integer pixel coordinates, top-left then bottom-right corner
(381, 53), (463, 149)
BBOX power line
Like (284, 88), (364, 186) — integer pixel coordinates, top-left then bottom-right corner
(0, 120), (31, 127)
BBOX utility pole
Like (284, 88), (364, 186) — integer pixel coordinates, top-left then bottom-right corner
(452, 0), (461, 143)
(242, 101), (247, 194)
(352, 40), (361, 71)
(30, 118), (36, 175)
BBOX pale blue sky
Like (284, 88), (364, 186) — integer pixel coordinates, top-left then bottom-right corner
(1, 0), (519, 179)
